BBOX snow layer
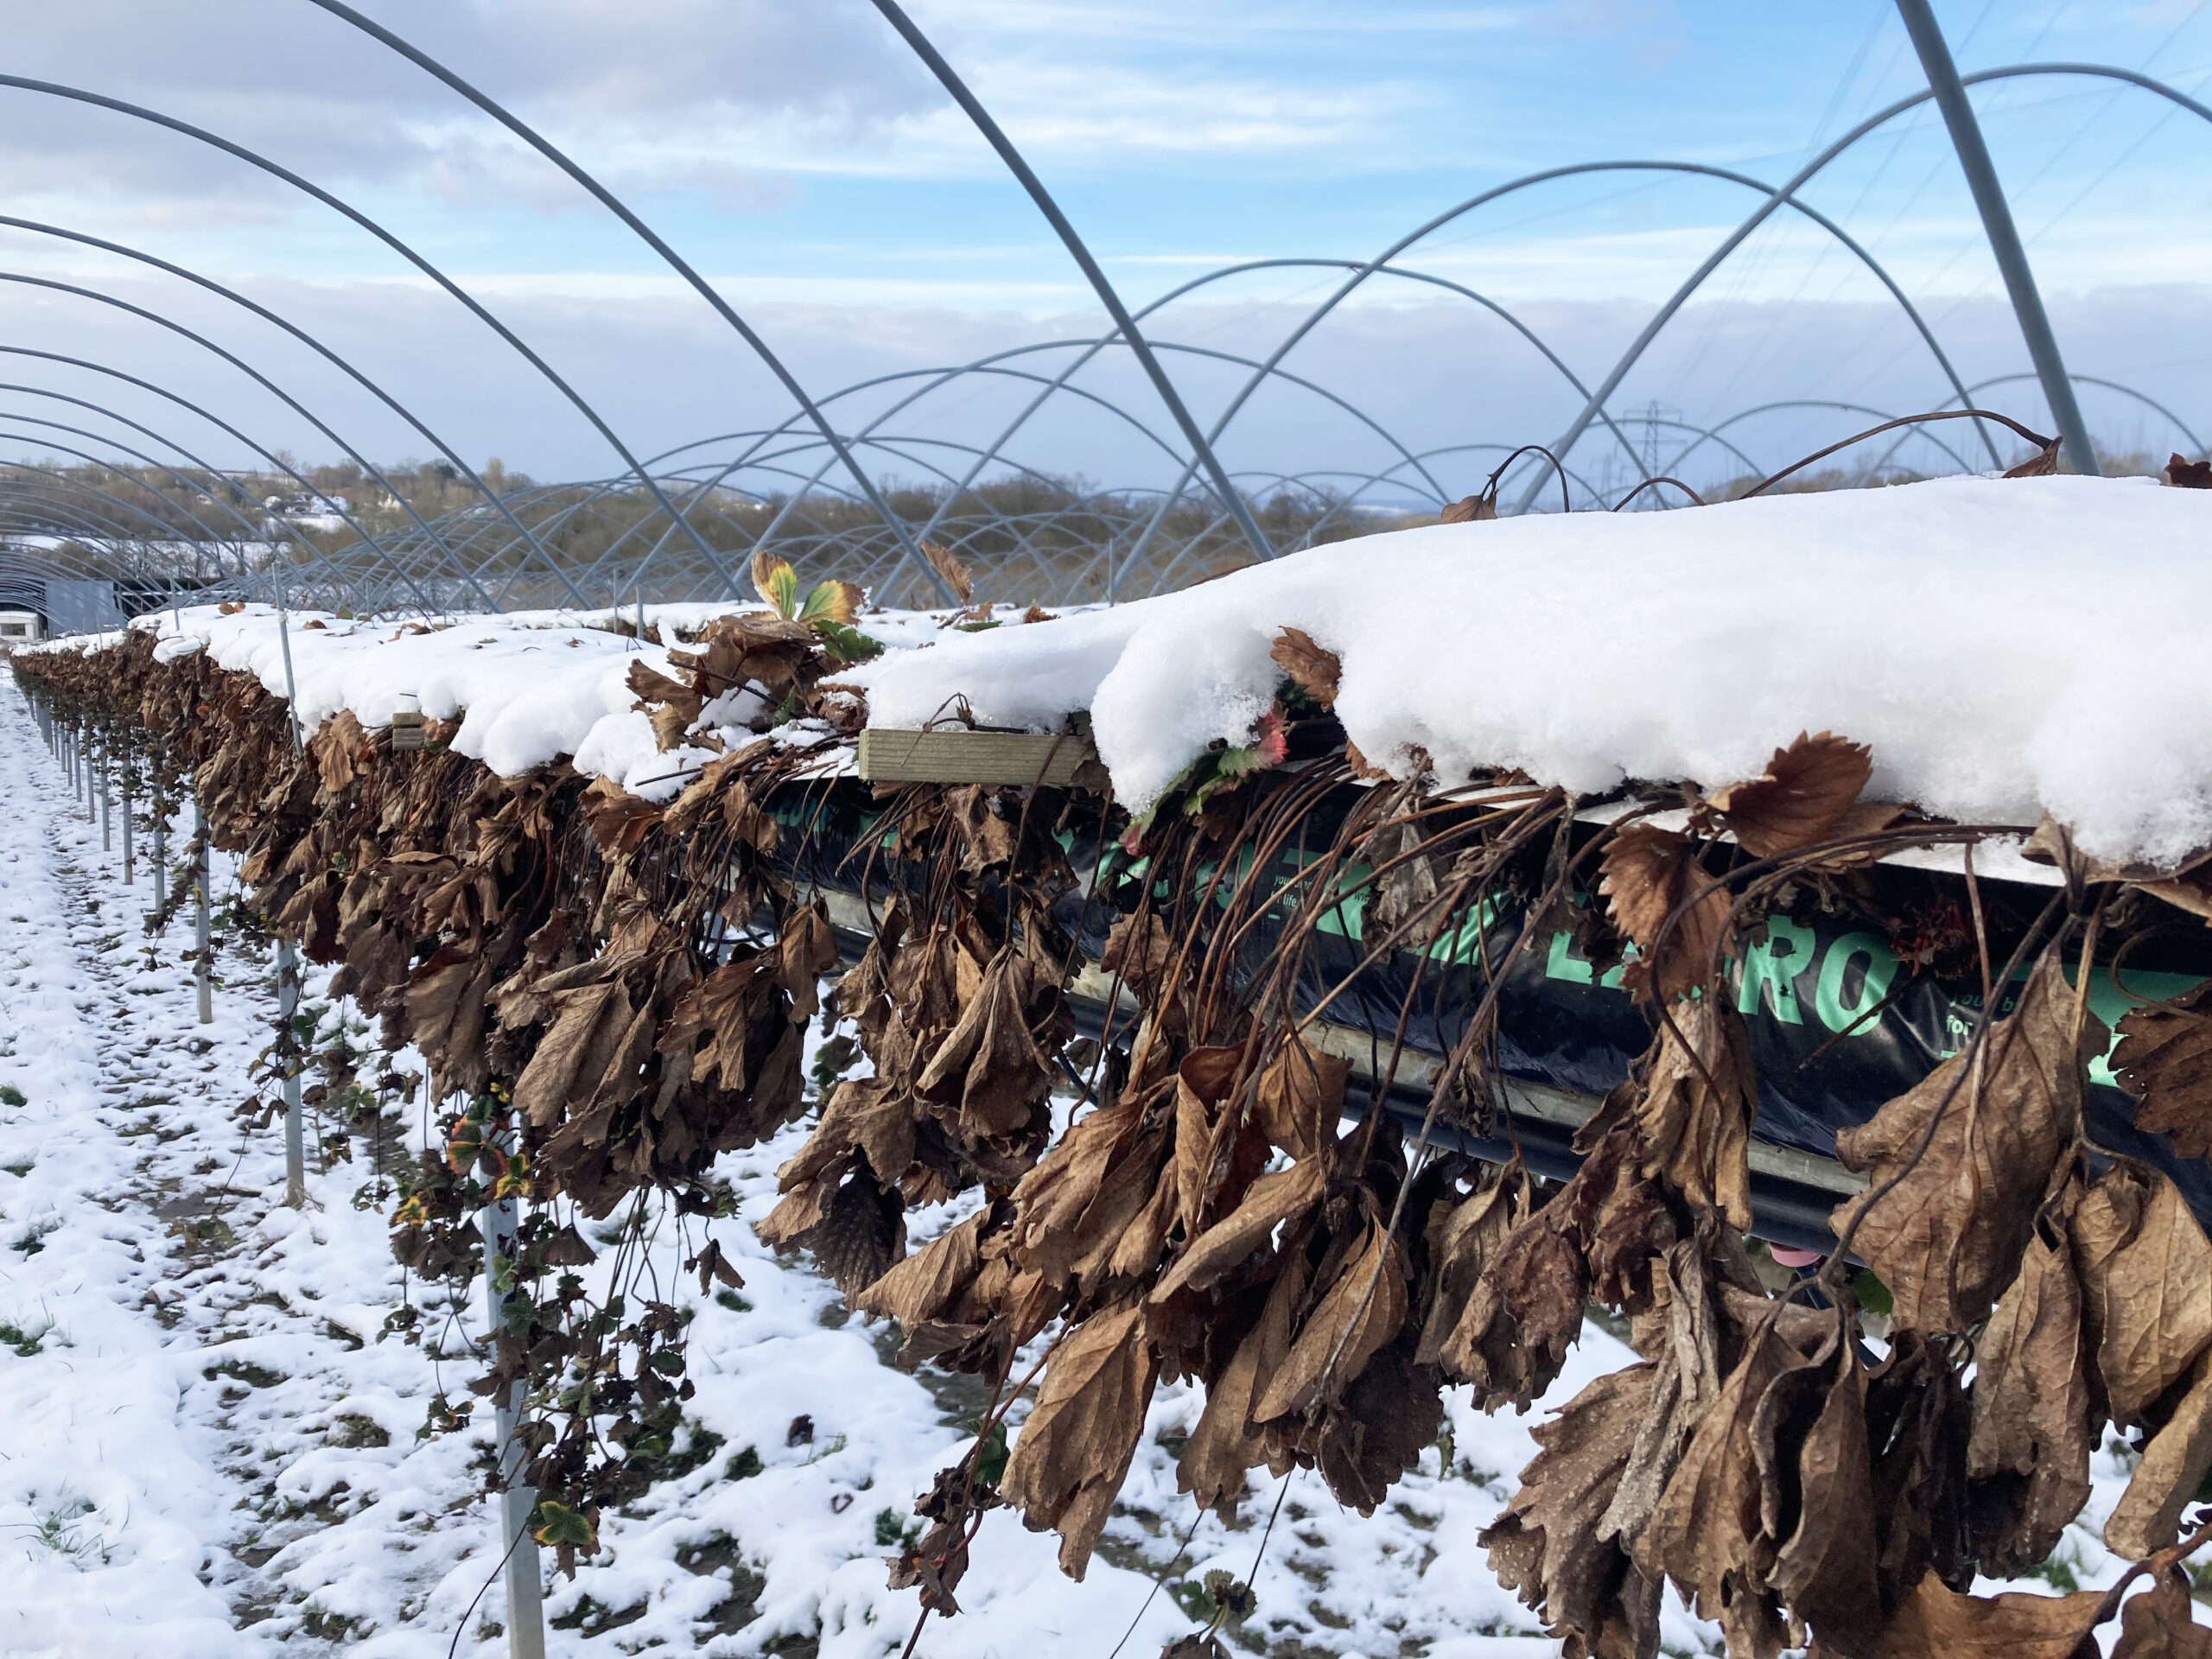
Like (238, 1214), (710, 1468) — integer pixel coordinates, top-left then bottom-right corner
(857, 476), (2212, 863)
(51, 601), (1054, 800)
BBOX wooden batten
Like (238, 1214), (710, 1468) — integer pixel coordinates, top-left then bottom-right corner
(856, 726), (1100, 789)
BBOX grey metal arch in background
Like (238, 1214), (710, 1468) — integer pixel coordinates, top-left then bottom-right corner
(302, 0), (959, 608)
(0, 461), (264, 606)
(0, 344), (445, 611)
(1, 23), (2204, 617)
(866, 0), (1276, 568)
(1113, 156), (2006, 569)
(0, 264), (480, 611)
(1513, 60), (2212, 511)
(0, 213), (577, 606)
(1948, 372), (2209, 460)
(0, 74), (773, 607)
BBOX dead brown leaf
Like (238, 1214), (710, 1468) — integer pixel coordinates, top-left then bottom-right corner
(1967, 1161), (2096, 1576)
(1599, 823), (1732, 1005)
(1415, 1162), (1529, 1366)
(854, 1210), (984, 1330)
(1435, 1178), (1591, 1411)
(2074, 1160), (2212, 1427)
(1251, 1036), (1345, 1161)
(1831, 951), (2097, 1334)
(921, 539), (974, 605)
(1634, 999), (1757, 1232)
(1151, 1157), (1326, 1304)
(1101, 912), (1178, 1004)
(916, 950), (1054, 1139)
(1440, 493), (1498, 524)
(2113, 1572), (2212, 1656)
(2114, 983), (2212, 1160)
(1009, 1091), (1171, 1292)
(1269, 626), (1341, 708)
(1179, 1242), (1310, 1518)
(1481, 1363), (1663, 1659)
(1252, 1210), (1408, 1425)
(999, 1301), (1159, 1579)
(1169, 1043), (1265, 1243)
(1599, 1238), (1726, 1550)
(1769, 1325), (1881, 1659)
(2107, 1347), (2212, 1560)
(1707, 732), (1872, 859)
(2004, 440), (2063, 479)
(1637, 1310), (1815, 1645)
(1871, 1572), (2104, 1657)
(779, 1077), (916, 1191)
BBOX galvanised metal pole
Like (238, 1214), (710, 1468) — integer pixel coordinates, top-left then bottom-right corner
(1894, 0), (2098, 475)
(278, 937), (306, 1207)
(99, 743), (111, 849)
(480, 1171), (548, 1659)
(270, 569), (308, 1206)
(121, 755), (133, 886)
(194, 798), (213, 1026)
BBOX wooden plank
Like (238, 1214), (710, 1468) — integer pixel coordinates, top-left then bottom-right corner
(856, 727), (1100, 788)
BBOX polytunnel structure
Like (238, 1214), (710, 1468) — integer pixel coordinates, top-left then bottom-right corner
(0, 4), (2198, 627)
(14, 9), (2212, 1659)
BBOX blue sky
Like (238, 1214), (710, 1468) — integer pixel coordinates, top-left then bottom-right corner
(1, 2), (2209, 497)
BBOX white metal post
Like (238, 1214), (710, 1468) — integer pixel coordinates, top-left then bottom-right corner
(277, 937), (306, 1206)
(480, 1185), (548, 1659)
(194, 798), (213, 1026)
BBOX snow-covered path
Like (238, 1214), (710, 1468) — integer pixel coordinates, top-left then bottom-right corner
(0, 681), (1700, 1658)
(0, 685), (495, 1656)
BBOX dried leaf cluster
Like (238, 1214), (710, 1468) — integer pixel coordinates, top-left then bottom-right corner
(20, 620), (2212, 1654)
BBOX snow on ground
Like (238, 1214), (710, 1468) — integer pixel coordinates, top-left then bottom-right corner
(0, 674), (2152, 1656)
(856, 474), (2212, 865)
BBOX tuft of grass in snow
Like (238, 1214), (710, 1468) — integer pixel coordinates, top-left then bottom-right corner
(204, 1357), (288, 1389)
(874, 1507), (921, 1550)
(0, 1316), (51, 1356)
(22, 1497), (107, 1567)
(10, 1216), (57, 1255)
(0, 1083), (24, 1106)
(2030, 1538), (2087, 1594)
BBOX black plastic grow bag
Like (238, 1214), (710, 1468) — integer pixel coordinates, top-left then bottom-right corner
(766, 773), (2212, 1251)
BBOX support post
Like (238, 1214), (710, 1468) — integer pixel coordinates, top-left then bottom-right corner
(122, 764), (135, 887)
(480, 1184), (548, 1659)
(100, 747), (111, 849)
(195, 798), (213, 1026)
(1894, 0), (2098, 475)
(153, 804), (167, 912)
(277, 937), (306, 1206)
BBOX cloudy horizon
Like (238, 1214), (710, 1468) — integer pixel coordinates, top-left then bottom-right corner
(2, 1), (2209, 498)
